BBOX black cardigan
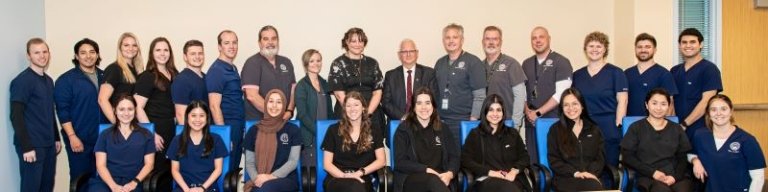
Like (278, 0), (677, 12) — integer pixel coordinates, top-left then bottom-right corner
(393, 121), (460, 192)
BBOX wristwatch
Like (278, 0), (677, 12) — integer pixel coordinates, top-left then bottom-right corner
(535, 111), (542, 117)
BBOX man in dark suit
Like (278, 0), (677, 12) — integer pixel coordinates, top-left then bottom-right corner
(382, 39), (437, 121)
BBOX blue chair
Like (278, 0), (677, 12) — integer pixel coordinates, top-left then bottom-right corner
(169, 125), (233, 191)
(619, 116), (678, 192)
(71, 123), (157, 192)
(459, 120), (535, 191)
(314, 120), (390, 192)
(228, 120), (308, 191)
(388, 120), (400, 169)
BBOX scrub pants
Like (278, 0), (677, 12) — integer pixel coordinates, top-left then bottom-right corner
(524, 122), (539, 164)
(592, 114), (620, 166)
(88, 176), (144, 192)
(16, 146), (56, 192)
(62, 135), (96, 191)
(225, 118), (244, 170)
(442, 118), (462, 146)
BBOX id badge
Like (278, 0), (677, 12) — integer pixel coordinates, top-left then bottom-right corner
(442, 98), (449, 109)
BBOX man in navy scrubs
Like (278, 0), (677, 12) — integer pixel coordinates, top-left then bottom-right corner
(172, 40), (208, 124)
(242, 25), (296, 121)
(206, 30), (245, 169)
(625, 33), (678, 116)
(670, 28), (722, 139)
(10, 38), (61, 192)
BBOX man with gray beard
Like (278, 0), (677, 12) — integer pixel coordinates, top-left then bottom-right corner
(242, 25), (297, 120)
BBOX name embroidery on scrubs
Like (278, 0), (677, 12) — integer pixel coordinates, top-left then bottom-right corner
(728, 141), (741, 153)
(435, 136), (442, 146)
(280, 133), (290, 144)
(497, 63), (507, 72)
(280, 64), (288, 73)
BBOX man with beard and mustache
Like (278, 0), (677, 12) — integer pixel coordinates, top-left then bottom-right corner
(482, 26), (526, 129)
(624, 33), (678, 116)
(242, 25), (297, 121)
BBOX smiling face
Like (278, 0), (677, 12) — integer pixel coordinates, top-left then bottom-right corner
(708, 99), (733, 127)
(679, 35), (702, 59)
(306, 53), (323, 74)
(184, 45), (205, 68)
(530, 28), (551, 54)
(259, 28), (279, 57)
(485, 103), (504, 127)
(645, 93), (669, 119)
(152, 41), (170, 65)
(115, 99), (136, 125)
(76, 44), (98, 69)
(27, 43), (50, 69)
(345, 34), (366, 56)
(414, 94), (434, 121)
(585, 40), (606, 62)
(266, 93), (284, 118)
(218, 32), (239, 60)
(442, 28), (463, 54)
(120, 37), (139, 61)
(482, 30), (502, 56)
(635, 40), (656, 62)
(187, 107), (207, 131)
(562, 94), (583, 121)
(345, 98), (364, 121)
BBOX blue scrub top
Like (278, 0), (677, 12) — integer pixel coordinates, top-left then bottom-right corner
(10, 67), (58, 149)
(692, 127), (766, 191)
(171, 68), (208, 105)
(205, 59), (244, 120)
(54, 66), (106, 145)
(670, 59), (722, 137)
(243, 123), (302, 177)
(572, 63), (628, 116)
(94, 127), (156, 178)
(165, 133), (228, 186)
(624, 64), (678, 116)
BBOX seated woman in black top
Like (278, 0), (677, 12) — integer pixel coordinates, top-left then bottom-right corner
(321, 91), (386, 192)
(547, 88), (605, 191)
(393, 87), (459, 192)
(620, 88), (692, 192)
(462, 94), (530, 192)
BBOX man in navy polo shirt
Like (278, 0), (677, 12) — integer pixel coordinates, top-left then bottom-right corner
(10, 38), (61, 192)
(172, 40), (208, 124)
(206, 30), (245, 169)
(242, 25), (296, 121)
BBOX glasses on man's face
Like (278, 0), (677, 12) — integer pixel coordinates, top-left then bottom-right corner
(398, 50), (418, 55)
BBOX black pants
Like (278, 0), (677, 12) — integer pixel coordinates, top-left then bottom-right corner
(552, 177), (603, 192)
(474, 177), (524, 192)
(637, 177), (693, 192)
(403, 173), (450, 192)
(325, 175), (373, 192)
(150, 116), (175, 191)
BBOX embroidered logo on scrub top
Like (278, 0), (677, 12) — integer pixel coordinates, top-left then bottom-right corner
(643, 83), (648, 87)
(280, 133), (290, 144)
(728, 142), (741, 153)
(280, 64), (288, 73)
(456, 61), (466, 70)
(497, 63), (507, 72)
(688, 81), (692, 85)
(543, 59), (554, 72)
(435, 136), (442, 146)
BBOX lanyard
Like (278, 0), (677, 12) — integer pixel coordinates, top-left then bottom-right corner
(444, 51), (465, 96)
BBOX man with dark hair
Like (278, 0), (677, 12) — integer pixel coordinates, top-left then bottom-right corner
(624, 33), (678, 116)
(171, 40), (207, 124)
(671, 28), (722, 139)
(11, 38), (61, 192)
(207, 30), (245, 168)
(242, 25), (296, 121)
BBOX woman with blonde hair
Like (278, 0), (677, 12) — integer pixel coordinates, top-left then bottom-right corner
(99, 32), (145, 123)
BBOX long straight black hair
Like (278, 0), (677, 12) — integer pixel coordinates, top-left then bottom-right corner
(477, 94), (509, 135)
(555, 88), (595, 158)
(177, 100), (215, 158)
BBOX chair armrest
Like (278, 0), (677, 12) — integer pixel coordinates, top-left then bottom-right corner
(619, 162), (636, 191)
(460, 168), (474, 190)
(70, 172), (93, 192)
(604, 164), (621, 190)
(375, 166), (393, 192)
(521, 166), (535, 192)
(142, 170), (159, 192)
(224, 167), (242, 192)
(301, 165), (315, 192)
(530, 163), (553, 192)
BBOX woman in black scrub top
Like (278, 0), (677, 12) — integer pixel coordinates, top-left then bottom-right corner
(321, 91), (386, 192)
(99, 32), (144, 123)
(328, 28), (386, 142)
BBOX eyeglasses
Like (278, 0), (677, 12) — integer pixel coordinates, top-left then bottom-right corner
(398, 50), (418, 55)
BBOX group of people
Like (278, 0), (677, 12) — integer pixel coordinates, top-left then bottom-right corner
(9, 22), (765, 192)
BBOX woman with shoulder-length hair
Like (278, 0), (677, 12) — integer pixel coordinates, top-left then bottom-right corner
(394, 87), (459, 192)
(462, 94), (530, 192)
(689, 94), (765, 192)
(295, 49), (335, 167)
(321, 91), (386, 192)
(547, 88), (606, 191)
(89, 95), (155, 192)
(99, 32), (145, 124)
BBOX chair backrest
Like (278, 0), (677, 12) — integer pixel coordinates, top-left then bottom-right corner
(533, 118), (558, 190)
(99, 123), (155, 133)
(315, 120), (339, 192)
(621, 116), (679, 136)
(389, 120), (400, 168)
(459, 120), (516, 145)
(243, 120), (302, 190)
(173, 124), (231, 191)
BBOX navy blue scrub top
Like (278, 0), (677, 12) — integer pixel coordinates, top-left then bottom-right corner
(54, 66), (106, 145)
(692, 127), (765, 191)
(10, 67), (58, 149)
(205, 59), (244, 120)
(624, 64), (678, 116)
(670, 59), (722, 135)
(165, 133), (228, 185)
(172, 68), (208, 105)
(572, 63), (628, 116)
(243, 123), (302, 175)
(94, 127), (156, 178)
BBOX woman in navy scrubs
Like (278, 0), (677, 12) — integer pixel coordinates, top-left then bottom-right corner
(462, 94), (530, 192)
(621, 88), (692, 191)
(166, 101), (228, 192)
(548, 88), (605, 191)
(689, 94), (765, 192)
(394, 87), (459, 192)
(322, 91), (387, 192)
(571, 31), (628, 166)
(243, 89), (302, 192)
(89, 95), (156, 192)
(99, 32), (144, 124)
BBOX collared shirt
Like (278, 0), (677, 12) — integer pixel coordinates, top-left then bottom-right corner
(401, 65), (416, 102)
